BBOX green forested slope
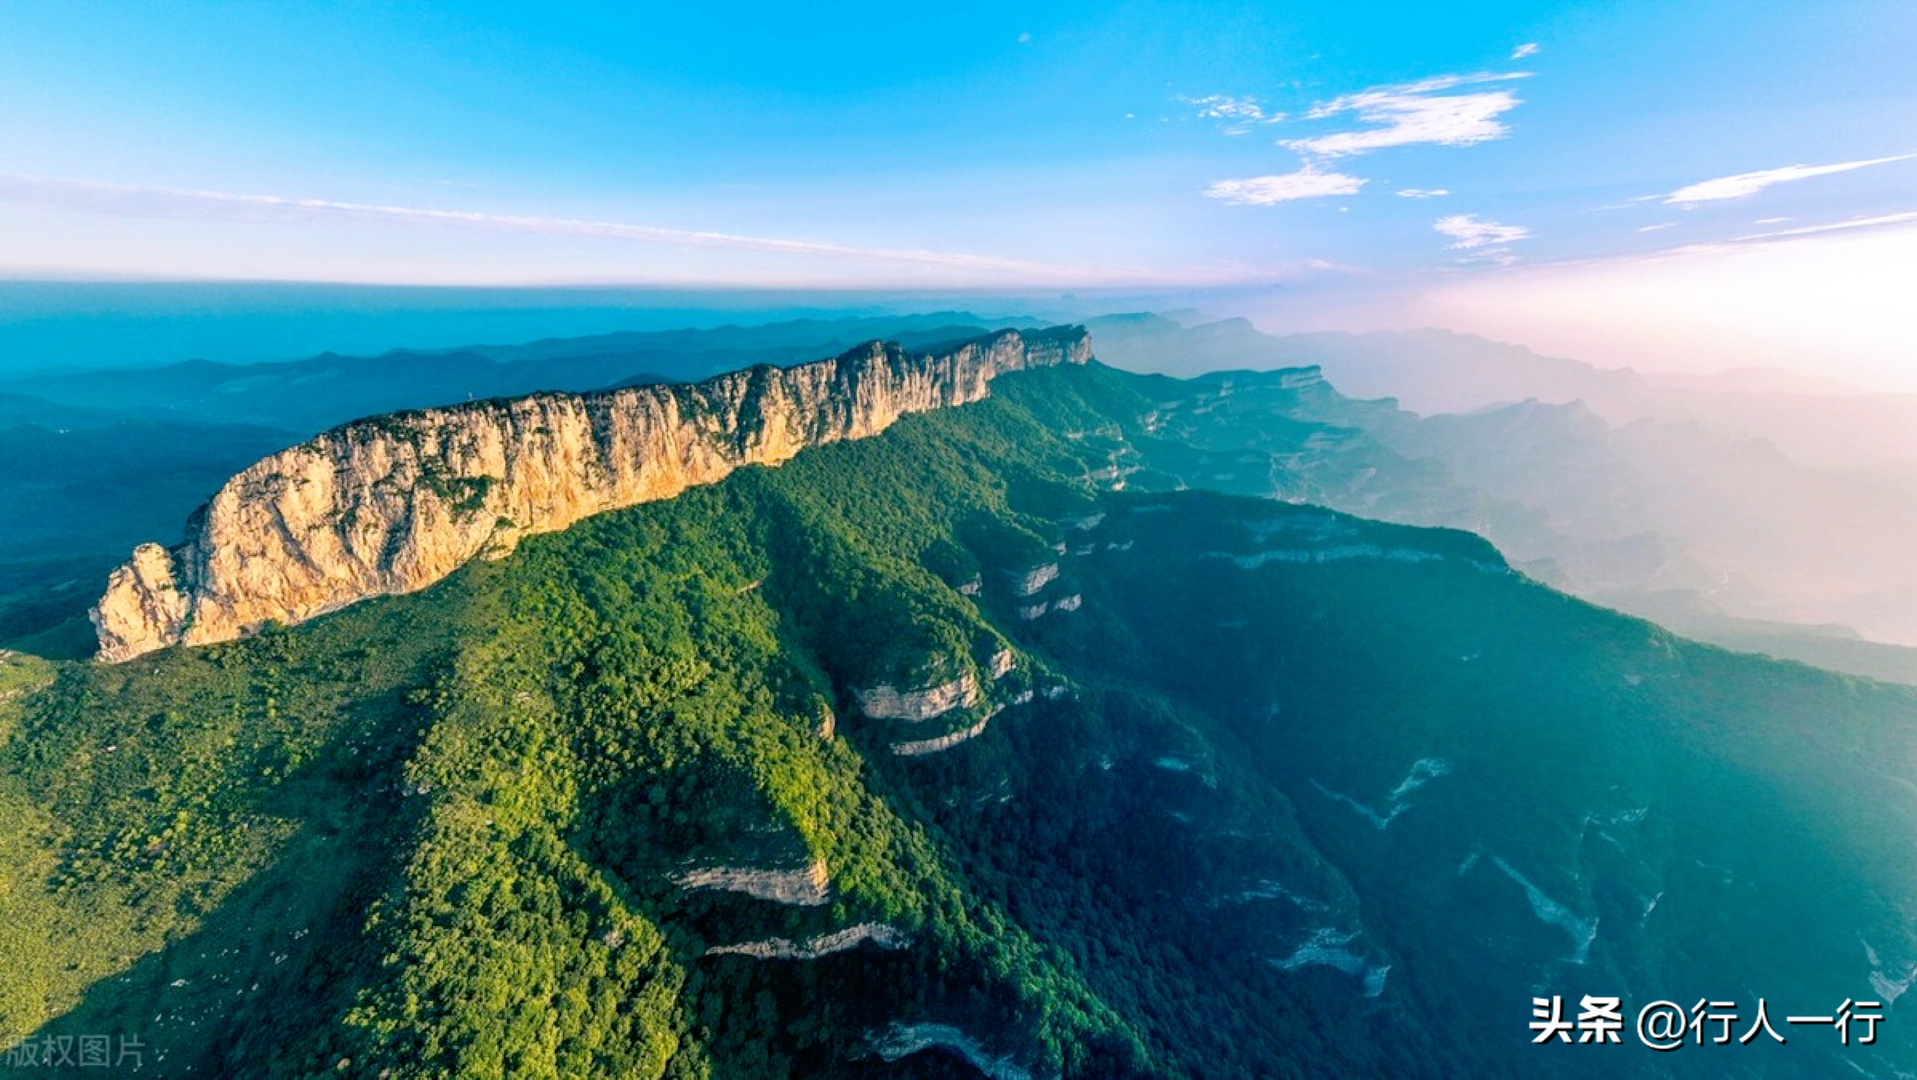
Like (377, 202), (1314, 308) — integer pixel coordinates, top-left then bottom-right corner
(3, 362), (1914, 1078)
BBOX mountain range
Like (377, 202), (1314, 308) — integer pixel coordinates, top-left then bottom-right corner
(1085, 314), (1917, 676)
(2, 325), (1914, 1077)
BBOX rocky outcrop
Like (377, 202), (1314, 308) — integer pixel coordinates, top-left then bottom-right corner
(1016, 594), (1081, 621)
(854, 672), (980, 721)
(672, 858), (831, 906)
(91, 327), (1092, 661)
(890, 689), (1047, 757)
(1009, 562), (1060, 597)
(90, 544), (190, 653)
(704, 922), (907, 960)
(868, 1024), (1036, 1080)
(891, 712), (995, 757)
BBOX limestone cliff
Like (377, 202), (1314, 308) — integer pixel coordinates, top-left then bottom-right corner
(704, 922), (907, 960)
(92, 327), (1092, 662)
(852, 673), (981, 721)
(672, 858), (832, 906)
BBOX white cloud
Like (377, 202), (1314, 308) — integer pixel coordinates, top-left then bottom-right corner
(1636, 223), (1676, 232)
(1182, 94), (1285, 134)
(1664, 154), (1917, 204)
(1434, 213), (1529, 249)
(1511, 43), (1540, 59)
(1729, 210), (1917, 242)
(1182, 72), (1526, 213)
(0, 172), (1129, 280)
(1284, 72), (1529, 158)
(1205, 165), (1366, 205)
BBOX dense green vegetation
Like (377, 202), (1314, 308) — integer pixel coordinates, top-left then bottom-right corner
(3, 360), (1915, 1077)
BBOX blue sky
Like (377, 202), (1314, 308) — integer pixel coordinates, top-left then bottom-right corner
(2, 1), (1914, 382)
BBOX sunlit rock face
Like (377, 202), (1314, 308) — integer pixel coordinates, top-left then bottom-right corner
(853, 673), (982, 722)
(1009, 561), (1060, 597)
(90, 543), (190, 657)
(92, 327), (1092, 662)
(672, 858), (832, 907)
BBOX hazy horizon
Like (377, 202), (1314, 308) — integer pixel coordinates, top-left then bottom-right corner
(4, 279), (1916, 399)
(3, 1), (1914, 390)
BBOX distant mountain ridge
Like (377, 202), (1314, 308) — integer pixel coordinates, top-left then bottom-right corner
(0, 312), (1021, 434)
(1087, 313), (1917, 652)
(1090, 314), (1917, 468)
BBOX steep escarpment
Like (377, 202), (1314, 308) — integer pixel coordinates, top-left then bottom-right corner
(91, 327), (1091, 661)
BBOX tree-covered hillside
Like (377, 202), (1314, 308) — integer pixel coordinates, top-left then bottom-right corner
(3, 362), (1914, 1077)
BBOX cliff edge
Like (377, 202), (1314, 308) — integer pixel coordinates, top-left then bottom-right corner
(92, 326), (1091, 662)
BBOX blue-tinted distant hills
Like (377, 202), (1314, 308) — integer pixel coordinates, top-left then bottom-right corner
(1087, 312), (1917, 669)
(1090, 313), (1917, 468)
(0, 281), (1053, 376)
(0, 312), (1024, 432)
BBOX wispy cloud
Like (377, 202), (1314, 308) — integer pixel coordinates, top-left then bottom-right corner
(0, 171), (1140, 280)
(1205, 165), (1366, 205)
(1664, 154), (1917, 204)
(1194, 70), (1528, 208)
(1284, 72), (1529, 159)
(1182, 94), (1285, 135)
(1728, 210), (1917, 242)
(1435, 213), (1528, 249)
(1511, 43), (1540, 59)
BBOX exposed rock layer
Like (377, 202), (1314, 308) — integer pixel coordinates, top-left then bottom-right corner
(92, 328), (1091, 661)
(704, 922), (907, 960)
(672, 858), (832, 906)
(868, 1023), (1036, 1080)
(853, 672), (981, 722)
(1010, 562), (1061, 597)
(891, 713), (996, 757)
